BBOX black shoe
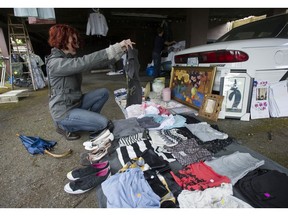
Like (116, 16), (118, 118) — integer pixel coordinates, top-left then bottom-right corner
(64, 167), (111, 194)
(56, 127), (81, 141)
(67, 161), (109, 180)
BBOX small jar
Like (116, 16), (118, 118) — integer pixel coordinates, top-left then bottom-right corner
(152, 79), (165, 94)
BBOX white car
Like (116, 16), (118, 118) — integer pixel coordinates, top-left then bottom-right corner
(174, 13), (288, 92)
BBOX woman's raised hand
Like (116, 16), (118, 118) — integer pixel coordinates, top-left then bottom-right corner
(120, 39), (136, 51)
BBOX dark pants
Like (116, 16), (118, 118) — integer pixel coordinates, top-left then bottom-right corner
(152, 51), (161, 78)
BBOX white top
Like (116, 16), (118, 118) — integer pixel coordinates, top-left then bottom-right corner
(205, 151), (265, 185)
(14, 8), (55, 19)
(86, 12), (109, 36)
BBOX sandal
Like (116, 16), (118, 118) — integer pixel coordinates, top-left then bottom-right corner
(80, 142), (111, 166)
(83, 129), (111, 147)
(84, 133), (114, 151)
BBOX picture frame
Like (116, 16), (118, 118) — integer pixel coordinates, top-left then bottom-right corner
(169, 66), (216, 110)
(198, 94), (224, 121)
(219, 70), (254, 121)
(250, 80), (270, 119)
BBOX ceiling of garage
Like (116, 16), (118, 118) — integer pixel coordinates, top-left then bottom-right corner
(0, 8), (280, 35)
(0, 8), (285, 57)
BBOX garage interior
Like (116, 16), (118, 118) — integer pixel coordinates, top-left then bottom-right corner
(0, 8), (285, 73)
(0, 8), (288, 209)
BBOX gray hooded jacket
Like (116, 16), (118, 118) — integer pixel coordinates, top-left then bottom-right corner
(45, 43), (124, 121)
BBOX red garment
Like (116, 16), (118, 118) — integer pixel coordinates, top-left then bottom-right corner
(170, 161), (230, 191)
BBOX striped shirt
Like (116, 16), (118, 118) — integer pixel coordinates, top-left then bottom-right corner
(116, 140), (176, 167)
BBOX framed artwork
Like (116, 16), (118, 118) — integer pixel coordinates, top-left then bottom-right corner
(250, 80), (270, 119)
(198, 94), (224, 121)
(169, 66), (216, 110)
(220, 71), (253, 120)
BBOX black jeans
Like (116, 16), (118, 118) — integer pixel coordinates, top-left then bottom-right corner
(152, 51), (161, 78)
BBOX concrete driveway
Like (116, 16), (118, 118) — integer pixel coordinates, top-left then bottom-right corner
(0, 72), (287, 208)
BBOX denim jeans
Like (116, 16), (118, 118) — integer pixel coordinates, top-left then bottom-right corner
(57, 88), (109, 133)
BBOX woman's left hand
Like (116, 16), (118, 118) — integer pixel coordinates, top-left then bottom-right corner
(120, 39), (136, 51)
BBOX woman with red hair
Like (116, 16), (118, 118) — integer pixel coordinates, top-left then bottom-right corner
(46, 24), (134, 140)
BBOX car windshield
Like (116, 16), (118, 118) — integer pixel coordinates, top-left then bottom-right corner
(216, 14), (288, 42)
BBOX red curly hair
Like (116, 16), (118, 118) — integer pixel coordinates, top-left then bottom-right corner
(48, 24), (81, 50)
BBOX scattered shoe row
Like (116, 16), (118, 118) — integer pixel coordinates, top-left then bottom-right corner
(64, 161), (111, 194)
(60, 125), (114, 194)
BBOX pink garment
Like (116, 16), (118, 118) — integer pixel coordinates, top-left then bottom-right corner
(142, 102), (170, 116)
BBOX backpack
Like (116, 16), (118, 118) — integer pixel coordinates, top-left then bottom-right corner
(235, 168), (288, 208)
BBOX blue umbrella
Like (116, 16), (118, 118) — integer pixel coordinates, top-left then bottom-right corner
(17, 134), (72, 158)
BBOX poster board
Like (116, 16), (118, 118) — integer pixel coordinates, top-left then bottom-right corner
(250, 80), (270, 119)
